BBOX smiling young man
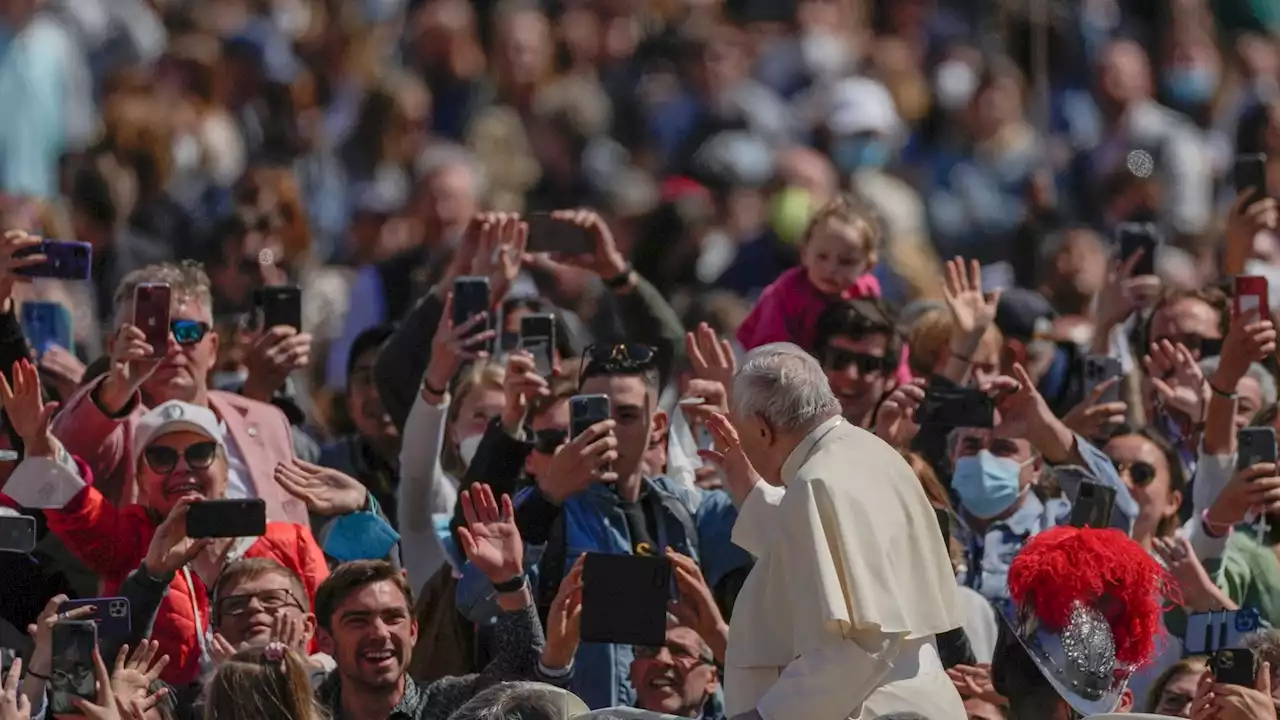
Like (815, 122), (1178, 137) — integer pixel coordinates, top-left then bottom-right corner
(813, 299), (904, 428)
(630, 618), (723, 719)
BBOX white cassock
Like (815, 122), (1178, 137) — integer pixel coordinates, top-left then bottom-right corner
(725, 417), (966, 720)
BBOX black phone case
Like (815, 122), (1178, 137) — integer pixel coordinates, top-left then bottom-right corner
(1237, 428), (1277, 472)
(186, 499), (267, 539)
(570, 395), (611, 439)
(519, 315), (556, 377)
(1235, 154), (1268, 200)
(60, 597), (131, 639)
(580, 553), (671, 647)
(915, 388), (994, 428)
(1069, 482), (1117, 529)
(0, 514), (36, 554)
(259, 287), (302, 330)
(452, 278), (491, 343)
(50, 621), (97, 715)
(1119, 225), (1158, 277)
(526, 214), (594, 254)
(1212, 648), (1257, 686)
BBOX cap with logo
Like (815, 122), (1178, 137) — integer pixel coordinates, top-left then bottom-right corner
(134, 401), (226, 457)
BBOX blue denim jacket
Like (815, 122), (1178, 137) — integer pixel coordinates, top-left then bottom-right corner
(457, 477), (750, 710)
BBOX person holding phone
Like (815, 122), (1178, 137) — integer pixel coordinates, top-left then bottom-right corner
(0, 360), (329, 687)
(456, 342), (749, 710)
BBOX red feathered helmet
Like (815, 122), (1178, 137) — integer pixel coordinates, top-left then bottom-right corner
(1004, 526), (1172, 717)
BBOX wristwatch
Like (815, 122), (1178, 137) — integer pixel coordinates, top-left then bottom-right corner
(602, 263), (635, 290)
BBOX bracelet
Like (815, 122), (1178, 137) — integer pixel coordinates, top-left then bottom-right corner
(602, 264), (634, 289)
(492, 574), (527, 593)
(1208, 380), (1239, 399)
(422, 378), (448, 397)
(26, 669), (49, 681)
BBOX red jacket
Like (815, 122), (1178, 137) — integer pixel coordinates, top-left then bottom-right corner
(45, 459), (329, 685)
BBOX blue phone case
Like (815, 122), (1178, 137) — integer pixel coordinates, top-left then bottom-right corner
(59, 597), (131, 638)
(14, 240), (92, 280)
(20, 301), (73, 357)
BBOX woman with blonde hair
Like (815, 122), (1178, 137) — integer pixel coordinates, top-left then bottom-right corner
(204, 643), (328, 720)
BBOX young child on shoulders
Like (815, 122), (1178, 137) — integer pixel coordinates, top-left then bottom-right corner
(737, 195), (883, 352)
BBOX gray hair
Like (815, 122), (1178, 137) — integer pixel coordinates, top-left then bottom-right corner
(414, 142), (488, 200)
(112, 260), (214, 329)
(448, 682), (573, 720)
(1198, 358), (1278, 405)
(731, 343), (840, 433)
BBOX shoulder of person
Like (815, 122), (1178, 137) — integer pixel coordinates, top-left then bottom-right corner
(258, 520), (321, 555)
(210, 390), (291, 428)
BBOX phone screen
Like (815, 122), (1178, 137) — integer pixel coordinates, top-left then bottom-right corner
(1069, 482), (1117, 529)
(519, 314), (556, 377)
(259, 286), (302, 330)
(186, 499), (267, 539)
(0, 514), (36, 554)
(915, 388), (994, 428)
(1117, 223), (1159, 277)
(1237, 428), (1277, 472)
(50, 621), (97, 715)
(580, 552), (670, 647)
(1083, 356), (1123, 405)
(1212, 648), (1258, 687)
(526, 214), (594, 255)
(1235, 153), (1269, 201)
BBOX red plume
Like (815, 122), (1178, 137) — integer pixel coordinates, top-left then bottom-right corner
(1007, 526), (1172, 666)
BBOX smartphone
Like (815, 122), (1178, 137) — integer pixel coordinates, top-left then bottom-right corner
(0, 514), (36, 554)
(185, 499), (267, 539)
(14, 239), (92, 280)
(1069, 481), (1118, 529)
(1235, 153), (1269, 202)
(20, 301), (74, 358)
(1184, 608), (1263, 654)
(49, 620), (97, 715)
(1083, 355), (1123, 406)
(1117, 223), (1159, 277)
(519, 314), (556, 377)
(1235, 276), (1270, 318)
(525, 213), (594, 255)
(0, 648), (14, 677)
(452, 276), (491, 345)
(580, 552), (671, 647)
(569, 394), (612, 439)
(1212, 648), (1258, 687)
(133, 283), (171, 359)
(258, 286), (302, 331)
(59, 597), (130, 639)
(1237, 427), (1277, 472)
(914, 387), (994, 428)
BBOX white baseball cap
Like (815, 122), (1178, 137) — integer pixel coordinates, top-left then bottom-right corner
(826, 76), (902, 137)
(134, 401), (225, 458)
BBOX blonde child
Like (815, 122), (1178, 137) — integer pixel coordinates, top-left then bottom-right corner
(737, 195), (883, 352)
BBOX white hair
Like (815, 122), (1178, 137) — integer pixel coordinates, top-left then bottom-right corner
(731, 343), (841, 433)
(1199, 357), (1279, 406)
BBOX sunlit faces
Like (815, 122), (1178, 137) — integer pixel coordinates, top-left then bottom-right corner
(629, 626), (718, 717)
(802, 220), (875, 297)
(127, 294), (219, 401)
(138, 429), (228, 517)
(215, 571), (313, 649)
(820, 333), (891, 423)
(1103, 434), (1180, 546)
(317, 580), (417, 692)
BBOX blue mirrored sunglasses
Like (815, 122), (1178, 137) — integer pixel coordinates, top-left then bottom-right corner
(171, 319), (211, 345)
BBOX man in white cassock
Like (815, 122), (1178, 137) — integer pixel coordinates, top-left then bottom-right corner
(708, 344), (966, 720)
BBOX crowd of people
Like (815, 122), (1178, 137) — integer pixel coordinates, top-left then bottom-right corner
(0, 0), (1278, 718)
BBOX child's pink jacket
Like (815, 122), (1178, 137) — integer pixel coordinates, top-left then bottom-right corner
(736, 267), (913, 383)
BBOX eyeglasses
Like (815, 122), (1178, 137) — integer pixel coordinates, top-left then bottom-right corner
(581, 343), (656, 380)
(1112, 459), (1158, 487)
(143, 441), (219, 474)
(216, 588), (303, 618)
(634, 643), (714, 666)
(819, 348), (892, 376)
(171, 319), (211, 346)
(533, 429), (568, 454)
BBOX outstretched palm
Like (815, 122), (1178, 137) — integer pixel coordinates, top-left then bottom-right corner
(273, 460), (367, 516)
(457, 483), (524, 584)
(942, 257), (999, 337)
(1143, 340), (1207, 420)
(0, 358), (58, 455)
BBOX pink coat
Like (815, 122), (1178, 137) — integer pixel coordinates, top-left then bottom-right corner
(735, 267), (913, 384)
(51, 378), (309, 524)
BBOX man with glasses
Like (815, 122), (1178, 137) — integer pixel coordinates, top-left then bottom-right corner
(21, 396), (328, 687)
(458, 342), (747, 710)
(51, 261), (312, 524)
(630, 618), (723, 719)
(813, 299), (903, 428)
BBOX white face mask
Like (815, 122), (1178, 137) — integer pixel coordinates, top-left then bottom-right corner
(800, 32), (851, 79)
(934, 59), (979, 112)
(458, 434), (484, 468)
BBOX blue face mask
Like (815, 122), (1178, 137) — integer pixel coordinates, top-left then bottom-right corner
(952, 450), (1027, 519)
(832, 136), (890, 173)
(1163, 66), (1218, 106)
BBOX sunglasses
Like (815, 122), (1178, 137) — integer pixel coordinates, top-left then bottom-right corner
(820, 348), (892, 375)
(1164, 334), (1223, 358)
(171, 319), (211, 346)
(1112, 459), (1157, 487)
(581, 343), (656, 378)
(143, 440), (219, 474)
(533, 428), (567, 454)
